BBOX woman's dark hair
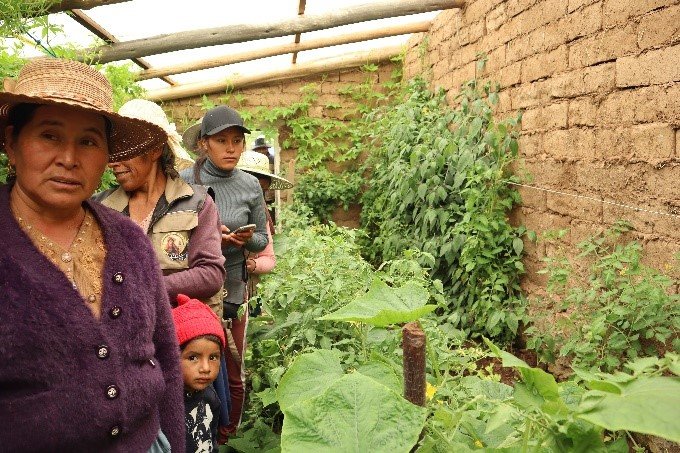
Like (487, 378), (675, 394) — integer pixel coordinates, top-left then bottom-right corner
(159, 144), (179, 179)
(180, 334), (223, 351)
(193, 155), (208, 185)
(7, 103), (40, 139)
(7, 103), (113, 152)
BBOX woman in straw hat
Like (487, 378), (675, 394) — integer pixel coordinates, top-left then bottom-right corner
(0, 58), (184, 452)
(180, 105), (268, 442)
(236, 150), (293, 308)
(95, 99), (226, 314)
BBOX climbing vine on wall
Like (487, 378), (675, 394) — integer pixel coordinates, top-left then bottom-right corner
(361, 76), (528, 342)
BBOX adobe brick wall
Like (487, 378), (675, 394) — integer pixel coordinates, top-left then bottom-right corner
(163, 63), (396, 228)
(402, 0), (680, 298)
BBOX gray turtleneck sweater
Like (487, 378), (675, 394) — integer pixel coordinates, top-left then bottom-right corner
(180, 158), (268, 279)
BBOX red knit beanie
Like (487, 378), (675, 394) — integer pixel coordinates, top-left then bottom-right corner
(172, 294), (225, 349)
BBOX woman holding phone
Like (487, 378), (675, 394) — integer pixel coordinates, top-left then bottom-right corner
(180, 105), (267, 443)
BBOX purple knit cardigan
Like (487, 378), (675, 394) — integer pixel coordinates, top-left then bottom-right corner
(0, 185), (185, 452)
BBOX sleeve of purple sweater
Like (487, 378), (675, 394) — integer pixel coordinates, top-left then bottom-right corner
(151, 266), (185, 452)
(163, 195), (226, 301)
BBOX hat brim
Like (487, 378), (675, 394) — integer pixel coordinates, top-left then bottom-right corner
(181, 122), (202, 152)
(241, 166), (293, 190)
(0, 92), (167, 162)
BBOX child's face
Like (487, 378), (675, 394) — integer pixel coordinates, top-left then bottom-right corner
(181, 338), (221, 392)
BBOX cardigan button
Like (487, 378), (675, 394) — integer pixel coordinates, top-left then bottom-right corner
(109, 425), (121, 438)
(109, 306), (122, 319)
(112, 272), (124, 284)
(96, 345), (109, 359)
(106, 384), (119, 399)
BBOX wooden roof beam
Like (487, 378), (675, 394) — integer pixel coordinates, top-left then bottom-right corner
(137, 20), (431, 81)
(47, 0), (130, 14)
(145, 46), (401, 102)
(292, 0), (307, 64)
(68, 9), (177, 86)
(84, 0), (464, 64)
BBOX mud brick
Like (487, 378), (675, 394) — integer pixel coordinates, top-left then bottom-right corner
(639, 239), (680, 278)
(468, 19), (486, 44)
(568, 24), (638, 68)
(547, 190), (603, 221)
(653, 206), (680, 241)
(595, 123), (675, 160)
(507, 0), (540, 17)
(433, 58), (450, 81)
(499, 61), (523, 87)
(568, 0), (600, 13)
(568, 97), (598, 127)
(637, 4), (680, 50)
(544, 127), (597, 160)
(497, 89), (513, 112)
(519, 131), (544, 157)
(517, 182), (548, 209)
(447, 62), (477, 91)
(520, 0), (569, 35)
(523, 102), (569, 131)
(486, 3), (507, 32)
(603, 202), (657, 236)
(645, 164), (680, 200)
(563, 2), (603, 42)
(603, 0), (677, 27)
(520, 158), (577, 189)
(507, 34), (533, 63)
(485, 45), (507, 73)
(464, 0), (504, 22)
(617, 44), (680, 87)
(511, 82), (544, 109)
(522, 45), (569, 82)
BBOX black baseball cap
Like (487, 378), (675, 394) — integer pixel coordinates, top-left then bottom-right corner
(201, 105), (251, 137)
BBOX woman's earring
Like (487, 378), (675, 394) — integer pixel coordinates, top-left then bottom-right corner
(7, 163), (16, 179)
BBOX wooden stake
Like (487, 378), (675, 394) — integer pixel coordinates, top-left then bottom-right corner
(145, 46), (401, 102)
(82, 0), (464, 63)
(403, 321), (426, 407)
(137, 21), (431, 81)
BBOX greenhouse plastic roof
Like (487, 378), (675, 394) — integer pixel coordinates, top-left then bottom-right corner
(21, 0), (441, 91)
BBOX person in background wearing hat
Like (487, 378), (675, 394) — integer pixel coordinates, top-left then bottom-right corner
(236, 150), (293, 312)
(180, 105), (268, 442)
(173, 294), (225, 453)
(0, 58), (184, 451)
(94, 99), (226, 314)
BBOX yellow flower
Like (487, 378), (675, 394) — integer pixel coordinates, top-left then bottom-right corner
(474, 439), (484, 448)
(425, 382), (437, 401)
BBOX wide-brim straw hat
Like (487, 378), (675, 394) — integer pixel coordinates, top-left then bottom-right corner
(181, 121), (202, 152)
(118, 99), (195, 171)
(0, 58), (166, 162)
(237, 150), (292, 190)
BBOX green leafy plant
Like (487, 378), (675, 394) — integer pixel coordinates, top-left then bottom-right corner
(292, 166), (363, 221)
(526, 223), (680, 372)
(360, 75), (527, 342)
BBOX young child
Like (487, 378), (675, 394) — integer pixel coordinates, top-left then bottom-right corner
(173, 294), (225, 453)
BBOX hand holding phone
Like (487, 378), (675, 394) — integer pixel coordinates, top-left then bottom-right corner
(232, 224), (257, 234)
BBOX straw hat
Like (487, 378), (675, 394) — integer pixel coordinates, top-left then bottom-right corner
(118, 99), (195, 170)
(0, 58), (166, 162)
(237, 150), (292, 190)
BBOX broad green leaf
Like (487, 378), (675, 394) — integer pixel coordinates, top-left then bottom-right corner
(281, 372), (426, 453)
(356, 361), (402, 394)
(318, 279), (435, 327)
(276, 349), (343, 411)
(578, 376), (680, 442)
(256, 388), (278, 407)
(512, 237), (523, 255)
(485, 404), (516, 433)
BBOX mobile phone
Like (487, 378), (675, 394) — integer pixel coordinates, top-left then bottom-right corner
(232, 224), (257, 234)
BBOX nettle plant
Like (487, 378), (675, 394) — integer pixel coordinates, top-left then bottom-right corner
(361, 75), (528, 343)
(526, 223), (680, 373)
